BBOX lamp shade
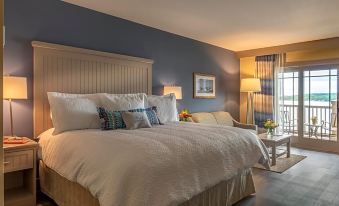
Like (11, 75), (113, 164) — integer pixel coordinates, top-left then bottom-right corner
(3, 76), (28, 99)
(240, 78), (261, 92)
(164, 86), (182, 100)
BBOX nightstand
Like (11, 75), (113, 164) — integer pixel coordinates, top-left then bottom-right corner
(3, 137), (38, 206)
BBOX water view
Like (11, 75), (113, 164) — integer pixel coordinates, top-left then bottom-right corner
(279, 69), (338, 141)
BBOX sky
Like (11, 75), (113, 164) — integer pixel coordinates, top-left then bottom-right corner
(282, 69), (337, 95)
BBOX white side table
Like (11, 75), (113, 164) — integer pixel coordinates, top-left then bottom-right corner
(259, 134), (292, 166)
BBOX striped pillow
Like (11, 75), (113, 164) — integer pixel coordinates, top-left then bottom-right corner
(97, 106), (160, 130)
(129, 106), (161, 125)
(97, 107), (126, 130)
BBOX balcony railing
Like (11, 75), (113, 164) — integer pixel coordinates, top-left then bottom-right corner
(280, 104), (337, 141)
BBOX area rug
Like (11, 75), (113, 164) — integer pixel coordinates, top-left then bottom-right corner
(254, 154), (306, 173)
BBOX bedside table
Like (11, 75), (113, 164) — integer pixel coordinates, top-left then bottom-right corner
(3, 137), (38, 206)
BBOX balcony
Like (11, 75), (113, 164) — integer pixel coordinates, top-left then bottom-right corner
(281, 103), (337, 142)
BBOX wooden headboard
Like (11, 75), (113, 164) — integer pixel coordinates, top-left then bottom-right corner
(32, 41), (153, 137)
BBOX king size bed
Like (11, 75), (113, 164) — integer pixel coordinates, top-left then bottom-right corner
(33, 41), (269, 206)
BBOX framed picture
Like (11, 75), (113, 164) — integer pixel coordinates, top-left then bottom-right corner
(193, 73), (216, 99)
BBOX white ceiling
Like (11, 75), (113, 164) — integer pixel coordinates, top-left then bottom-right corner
(63, 0), (339, 51)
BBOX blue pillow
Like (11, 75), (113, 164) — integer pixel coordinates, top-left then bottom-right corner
(129, 106), (161, 125)
(97, 106), (160, 130)
(97, 107), (126, 130)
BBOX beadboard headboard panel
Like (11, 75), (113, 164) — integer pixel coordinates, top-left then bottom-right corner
(32, 41), (153, 137)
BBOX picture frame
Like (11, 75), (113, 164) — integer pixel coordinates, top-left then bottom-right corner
(193, 73), (216, 99)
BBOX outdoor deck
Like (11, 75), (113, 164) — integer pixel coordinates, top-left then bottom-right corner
(281, 104), (337, 142)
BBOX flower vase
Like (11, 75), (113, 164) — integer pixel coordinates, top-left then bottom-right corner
(267, 128), (274, 135)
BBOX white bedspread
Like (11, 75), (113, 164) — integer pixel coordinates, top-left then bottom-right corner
(38, 122), (269, 206)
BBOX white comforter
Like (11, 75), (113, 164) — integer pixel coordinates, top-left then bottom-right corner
(39, 122), (269, 206)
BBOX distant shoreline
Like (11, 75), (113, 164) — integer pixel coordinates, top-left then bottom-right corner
(283, 93), (337, 103)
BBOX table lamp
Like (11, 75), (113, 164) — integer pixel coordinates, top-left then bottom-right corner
(240, 78), (261, 124)
(163, 86), (182, 100)
(3, 76), (28, 137)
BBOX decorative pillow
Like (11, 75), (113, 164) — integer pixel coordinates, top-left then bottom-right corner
(97, 106), (161, 130)
(129, 106), (161, 125)
(47, 93), (102, 135)
(146, 94), (178, 123)
(97, 107), (126, 130)
(101, 93), (146, 111)
(122, 111), (152, 130)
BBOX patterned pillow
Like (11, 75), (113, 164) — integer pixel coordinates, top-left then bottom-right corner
(129, 106), (161, 125)
(97, 106), (161, 130)
(97, 107), (126, 130)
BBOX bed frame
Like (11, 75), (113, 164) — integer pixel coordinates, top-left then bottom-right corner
(33, 41), (255, 206)
(39, 161), (255, 206)
(33, 41), (153, 138)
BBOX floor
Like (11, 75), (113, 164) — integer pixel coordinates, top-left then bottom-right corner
(37, 148), (339, 206)
(235, 148), (339, 206)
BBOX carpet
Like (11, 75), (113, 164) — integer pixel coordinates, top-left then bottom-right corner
(254, 154), (306, 173)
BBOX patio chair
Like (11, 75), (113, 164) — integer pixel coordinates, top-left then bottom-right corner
(281, 110), (298, 134)
(322, 113), (337, 139)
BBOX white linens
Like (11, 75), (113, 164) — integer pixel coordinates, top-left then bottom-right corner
(101, 93), (147, 111)
(47, 92), (103, 134)
(147, 94), (178, 123)
(39, 122), (269, 206)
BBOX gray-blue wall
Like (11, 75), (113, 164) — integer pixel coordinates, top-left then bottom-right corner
(4, 0), (240, 137)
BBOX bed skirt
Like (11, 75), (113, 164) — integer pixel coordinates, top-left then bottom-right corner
(39, 160), (255, 206)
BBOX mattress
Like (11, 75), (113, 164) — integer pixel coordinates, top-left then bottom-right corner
(38, 122), (269, 206)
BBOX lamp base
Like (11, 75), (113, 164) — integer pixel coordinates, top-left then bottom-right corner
(245, 92), (255, 124)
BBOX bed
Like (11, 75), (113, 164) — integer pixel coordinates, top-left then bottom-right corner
(33, 41), (269, 206)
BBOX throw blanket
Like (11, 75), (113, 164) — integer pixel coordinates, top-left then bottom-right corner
(39, 122), (269, 206)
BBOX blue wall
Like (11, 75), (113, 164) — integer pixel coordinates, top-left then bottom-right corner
(4, 0), (240, 137)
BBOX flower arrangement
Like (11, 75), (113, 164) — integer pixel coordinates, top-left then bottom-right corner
(179, 109), (192, 122)
(311, 116), (318, 125)
(263, 119), (278, 135)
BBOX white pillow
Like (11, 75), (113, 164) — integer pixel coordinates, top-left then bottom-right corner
(101, 93), (146, 111)
(147, 94), (178, 123)
(47, 92), (103, 134)
(48, 92), (104, 105)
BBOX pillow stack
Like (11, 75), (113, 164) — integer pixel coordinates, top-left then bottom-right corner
(97, 106), (160, 130)
(47, 92), (179, 134)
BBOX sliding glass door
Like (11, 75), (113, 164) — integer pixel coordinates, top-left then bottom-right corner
(279, 65), (339, 152)
(278, 71), (299, 136)
(303, 69), (337, 141)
